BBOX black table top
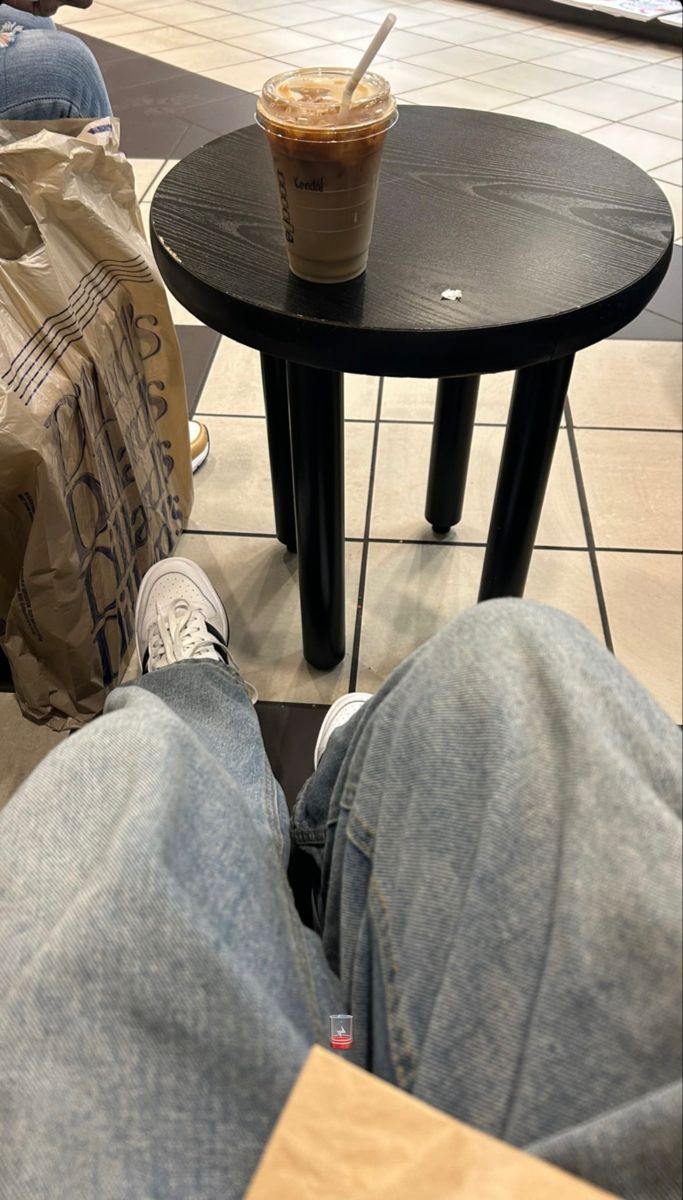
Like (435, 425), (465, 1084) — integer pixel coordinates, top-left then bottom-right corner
(151, 106), (674, 378)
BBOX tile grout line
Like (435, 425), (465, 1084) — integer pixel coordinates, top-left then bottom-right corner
(348, 377), (384, 693)
(587, 546), (683, 555)
(181, 529), (682, 554)
(571, 424), (683, 432)
(366, 539), (683, 552)
(182, 528), (279, 539)
(233, 42), (679, 110)
(129, 35), (683, 154)
(133, 21), (682, 121)
(436, 80), (674, 127)
(103, 0), (683, 48)
(565, 398), (614, 652)
(204, 26), (677, 65)
(195, 411), (683, 434)
(99, 3), (683, 53)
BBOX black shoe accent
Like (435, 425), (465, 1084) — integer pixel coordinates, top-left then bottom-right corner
(206, 621), (230, 665)
(206, 619), (230, 649)
(141, 619), (230, 674)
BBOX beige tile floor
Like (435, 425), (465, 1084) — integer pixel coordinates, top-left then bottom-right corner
(58, 0), (681, 248)
(3, 0), (682, 806)
(187, 339), (682, 722)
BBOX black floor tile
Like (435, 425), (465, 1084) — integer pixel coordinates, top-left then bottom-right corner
(611, 307), (682, 341)
(176, 325), (221, 416)
(181, 93), (256, 137)
(118, 108), (193, 160)
(100, 53), (185, 95)
(256, 701), (328, 811)
(648, 244), (683, 326)
(70, 29), (133, 65)
(75, 31), (252, 158)
(170, 122), (222, 160)
(77, 38), (192, 159)
(113, 71), (245, 117)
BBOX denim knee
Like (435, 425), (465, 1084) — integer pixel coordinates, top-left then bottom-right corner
(0, 30), (111, 120)
(437, 597), (592, 668)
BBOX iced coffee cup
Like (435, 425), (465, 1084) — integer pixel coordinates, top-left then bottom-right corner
(256, 68), (397, 284)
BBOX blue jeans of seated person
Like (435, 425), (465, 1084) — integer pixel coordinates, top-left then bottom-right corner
(0, 4), (110, 119)
(0, 600), (680, 1200)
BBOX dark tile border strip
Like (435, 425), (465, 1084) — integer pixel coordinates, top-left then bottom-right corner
(613, 309), (682, 342)
(565, 401), (614, 651)
(256, 699), (327, 810)
(176, 327), (221, 416)
(349, 379), (384, 693)
(648, 245), (682, 326)
(74, 30), (254, 159)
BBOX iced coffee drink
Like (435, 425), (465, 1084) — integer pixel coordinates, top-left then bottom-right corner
(256, 68), (397, 284)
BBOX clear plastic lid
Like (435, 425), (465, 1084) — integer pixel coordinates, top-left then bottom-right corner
(257, 67), (395, 134)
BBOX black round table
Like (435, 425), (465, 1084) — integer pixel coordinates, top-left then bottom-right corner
(151, 106), (673, 670)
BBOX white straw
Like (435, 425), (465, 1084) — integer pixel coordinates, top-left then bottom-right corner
(340, 13), (396, 120)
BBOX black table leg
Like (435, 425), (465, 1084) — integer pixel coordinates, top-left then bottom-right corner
(286, 362), (345, 670)
(479, 355), (574, 601)
(261, 353), (297, 552)
(425, 375), (480, 533)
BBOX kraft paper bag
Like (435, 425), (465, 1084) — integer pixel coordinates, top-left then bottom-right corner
(0, 118), (193, 729)
(245, 1046), (617, 1200)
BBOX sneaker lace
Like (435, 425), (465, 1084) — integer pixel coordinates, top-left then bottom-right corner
(149, 599), (218, 668)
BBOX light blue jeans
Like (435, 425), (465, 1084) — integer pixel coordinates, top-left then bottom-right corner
(0, 601), (681, 1199)
(0, 4), (110, 119)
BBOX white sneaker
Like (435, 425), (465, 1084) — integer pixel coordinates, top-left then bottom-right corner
(314, 692), (372, 770)
(135, 557), (230, 673)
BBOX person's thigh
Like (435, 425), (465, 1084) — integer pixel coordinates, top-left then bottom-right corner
(293, 601), (682, 1173)
(0, 22), (110, 118)
(0, 662), (343, 1199)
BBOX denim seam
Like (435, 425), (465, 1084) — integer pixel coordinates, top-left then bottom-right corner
(346, 808), (375, 858)
(263, 756), (285, 858)
(336, 741), (377, 839)
(276, 835), (329, 1045)
(338, 741), (365, 814)
(291, 827), (326, 847)
(260, 758), (328, 1042)
(346, 819), (374, 863)
(369, 876), (418, 1090)
(500, 794), (568, 1141)
(1, 95), (83, 113)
